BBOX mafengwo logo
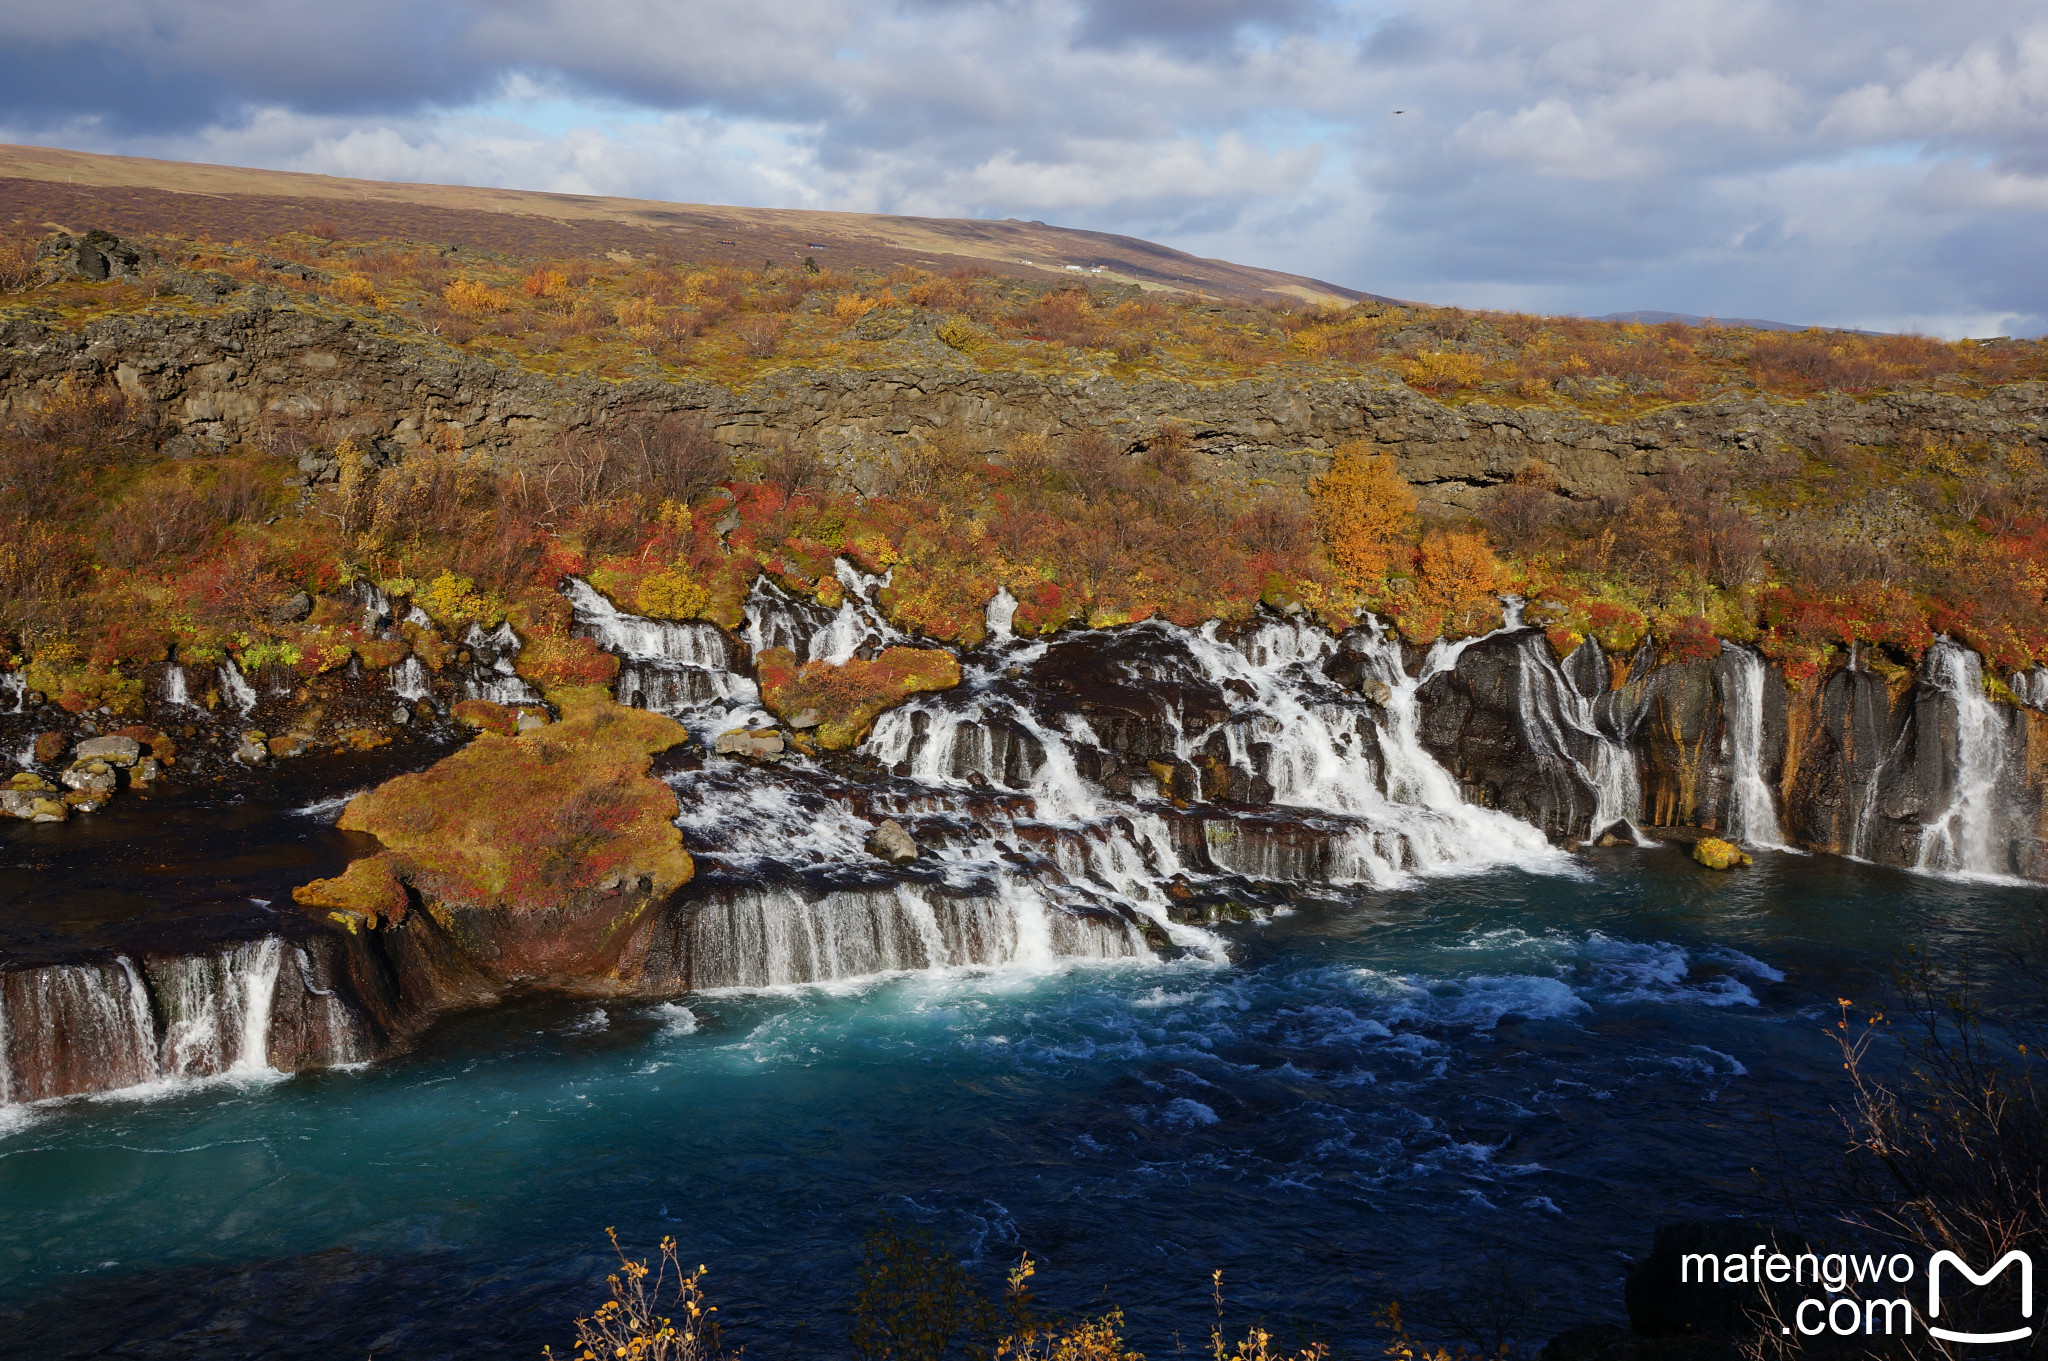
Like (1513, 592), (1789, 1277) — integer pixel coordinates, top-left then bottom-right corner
(1680, 1244), (2033, 1342)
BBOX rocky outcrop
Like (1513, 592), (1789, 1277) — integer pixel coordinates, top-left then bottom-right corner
(4, 300), (2042, 510)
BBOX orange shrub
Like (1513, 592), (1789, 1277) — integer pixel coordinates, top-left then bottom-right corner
(1311, 441), (1415, 587)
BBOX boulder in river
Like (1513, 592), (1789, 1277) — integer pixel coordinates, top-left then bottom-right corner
(867, 819), (919, 864)
(715, 727), (785, 761)
(72, 735), (141, 766)
(1692, 837), (1751, 870)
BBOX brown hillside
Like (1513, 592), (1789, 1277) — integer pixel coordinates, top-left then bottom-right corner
(0, 142), (1370, 306)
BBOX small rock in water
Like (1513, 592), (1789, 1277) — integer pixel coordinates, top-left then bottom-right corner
(1692, 837), (1752, 870)
(61, 761), (119, 800)
(714, 727), (785, 761)
(392, 705), (413, 725)
(32, 732), (65, 763)
(235, 733), (270, 765)
(72, 735), (142, 767)
(1592, 821), (1635, 848)
(867, 819), (919, 865)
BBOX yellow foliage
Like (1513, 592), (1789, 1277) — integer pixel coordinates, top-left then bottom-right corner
(416, 570), (492, 626)
(1403, 350), (1483, 394)
(1311, 441), (1416, 586)
(834, 292), (879, 321)
(443, 278), (509, 314)
(935, 315), (981, 351)
(615, 295), (662, 328)
(524, 268), (571, 300)
(638, 568), (709, 620)
(658, 499), (693, 536)
(332, 273), (379, 306)
(1414, 528), (1502, 635)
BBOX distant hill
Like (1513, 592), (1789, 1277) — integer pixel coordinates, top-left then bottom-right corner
(1591, 310), (1813, 332)
(1591, 309), (1893, 336)
(0, 142), (1375, 307)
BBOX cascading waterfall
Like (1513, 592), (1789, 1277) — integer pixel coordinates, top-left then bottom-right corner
(218, 659), (258, 715)
(389, 656), (432, 703)
(810, 560), (905, 664)
(681, 881), (1140, 990)
(565, 577), (758, 726)
(459, 622), (546, 707)
(1, 671), (23, 715)
(2012, 669), (2048, 711)
(1720, 644), (1785, 847)
(1509, 631), (1643, 839)
(161, 664), (192, 707)
(1185, 614), (1565, 878)
(0, 937), (345, 1108)
(1915, 637), (2019, 878)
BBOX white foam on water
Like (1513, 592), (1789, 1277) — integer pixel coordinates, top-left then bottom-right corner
(290, 791), (363, 821)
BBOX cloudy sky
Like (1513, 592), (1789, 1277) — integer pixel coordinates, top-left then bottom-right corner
(3, 0), (2043, 336)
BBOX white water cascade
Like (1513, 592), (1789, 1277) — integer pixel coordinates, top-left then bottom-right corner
(1508, 631), (1642, 840)
(218, 659), (258, 715)
(0, 672), (23, 715)
(160, 664), (192, 707)
(564, 577), (758, 726)
(683, 881), (1140, 990)
(459, 622), (546, 707)
(1189, 613), (1567, 879)
(1915, 637), (2019, 879)
(0, 937), (355, 1108)
(1720, 644), (1786, 847)
(389, 656), (432, 703)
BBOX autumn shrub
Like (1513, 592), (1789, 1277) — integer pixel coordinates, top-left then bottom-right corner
(1312, 441), (1415, 588)
(518, 630), (621, 690)
(444, 278), (511, 315)
(546, 1230), (730, 1361)
(331, 273), (379, 306)
(1403, 350), (1483, 395)
(0, 237), (37, 292)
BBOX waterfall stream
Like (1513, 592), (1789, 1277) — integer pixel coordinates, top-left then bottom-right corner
(1915, 637), (2020, 878)
(1720, 645), (1785, 847)
(0, 938), (358, 1110)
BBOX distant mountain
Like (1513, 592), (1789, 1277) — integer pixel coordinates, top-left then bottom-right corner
(0, 142), (1372, 307)
(1591, 310), (1813, 331)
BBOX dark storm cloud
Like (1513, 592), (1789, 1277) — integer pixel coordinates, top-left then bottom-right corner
(0, 0), (2042, 334)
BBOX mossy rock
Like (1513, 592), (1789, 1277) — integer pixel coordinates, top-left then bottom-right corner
(1692, 837), (1752, 870)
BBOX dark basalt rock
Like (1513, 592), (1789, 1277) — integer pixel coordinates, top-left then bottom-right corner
(1417, 629), (1602, 837)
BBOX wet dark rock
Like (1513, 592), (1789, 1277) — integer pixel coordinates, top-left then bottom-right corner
(1418, 629), (1600, 837)
(273, 591), (315, 624)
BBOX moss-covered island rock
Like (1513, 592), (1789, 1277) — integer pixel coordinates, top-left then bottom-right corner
(294, 703), (693, 991)
(1692, 837), (1753, 870)
(755, 645), (962, 750)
